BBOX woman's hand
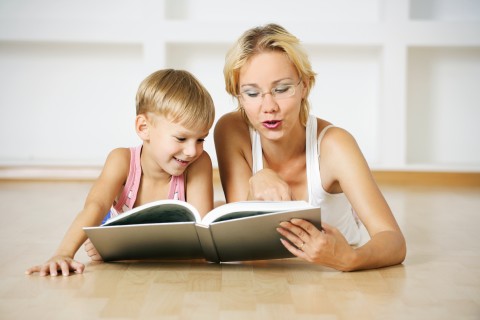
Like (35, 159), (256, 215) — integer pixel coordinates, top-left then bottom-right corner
(84, 238), (103, 261)
(25, 255), (85, 277)
(248, 169), (293, 201)
(277, 219), (357, 271)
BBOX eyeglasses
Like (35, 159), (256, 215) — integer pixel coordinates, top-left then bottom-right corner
(237, 78), (302, 106)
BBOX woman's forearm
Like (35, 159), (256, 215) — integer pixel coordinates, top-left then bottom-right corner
(347, 230), (406, 271)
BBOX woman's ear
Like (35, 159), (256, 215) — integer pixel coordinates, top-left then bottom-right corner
(135, 114), (150, 141)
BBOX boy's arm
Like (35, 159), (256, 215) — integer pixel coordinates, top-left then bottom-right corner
(25, 148), (130, 276)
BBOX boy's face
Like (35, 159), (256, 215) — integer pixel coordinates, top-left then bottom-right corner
(143, 114), (210, 176)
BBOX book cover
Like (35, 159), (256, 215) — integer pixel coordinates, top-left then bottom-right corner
(83, 200), (321, 262)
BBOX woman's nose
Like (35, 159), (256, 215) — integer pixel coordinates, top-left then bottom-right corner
(260, 93), (279, 113)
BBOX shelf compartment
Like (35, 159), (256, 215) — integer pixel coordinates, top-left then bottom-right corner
(164, 0), (381, 23)
(306, 45), (382, 165)
(407, 47), (480, 168)
(0, 41), (144, 165)
(410, 0), (480, 21)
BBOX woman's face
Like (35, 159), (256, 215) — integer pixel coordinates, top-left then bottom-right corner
(238, 51), (305, 141)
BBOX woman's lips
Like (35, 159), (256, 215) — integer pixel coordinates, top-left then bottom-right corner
(262, 120), (281, 129)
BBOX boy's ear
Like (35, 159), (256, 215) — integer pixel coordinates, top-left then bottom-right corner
(135, 114), (150, 141)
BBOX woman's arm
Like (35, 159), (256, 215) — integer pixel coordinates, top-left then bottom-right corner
(323, 128), (406, 270)
(247, 169), (293, 201)
(214, 111), (294, 202)
(214, 112), (253, 202)
(277, 127), (406, 271)
(185, 151), (214, 217)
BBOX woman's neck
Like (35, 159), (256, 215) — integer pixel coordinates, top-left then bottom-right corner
(260, 122), (306, 168)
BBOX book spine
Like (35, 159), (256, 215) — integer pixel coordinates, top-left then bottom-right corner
(195, 225), (220, 263)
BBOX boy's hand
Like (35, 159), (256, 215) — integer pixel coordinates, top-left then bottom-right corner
(84, 238), (103, 261)
(25, 256), (85, 277)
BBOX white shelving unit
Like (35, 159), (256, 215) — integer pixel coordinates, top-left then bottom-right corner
(0, 0), (479, 175)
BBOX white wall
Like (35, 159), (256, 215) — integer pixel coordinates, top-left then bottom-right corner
(1, 0), (479, 172)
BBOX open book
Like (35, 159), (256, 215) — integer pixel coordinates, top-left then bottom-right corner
(83, 200), (321, 263)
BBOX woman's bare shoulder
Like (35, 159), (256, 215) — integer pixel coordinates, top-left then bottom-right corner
(316, 117), (333, 135)
(314, 117), (353, 142)
(214, 111), (250, 144)
(188, 150), (212, 173)
(316, 119), (361, 166)
(318, 122), (364, 179)
(215, 111), (247, 131)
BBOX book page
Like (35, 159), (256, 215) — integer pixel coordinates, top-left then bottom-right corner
(103, 200), (201, 226)
(200, 201), (314, 226)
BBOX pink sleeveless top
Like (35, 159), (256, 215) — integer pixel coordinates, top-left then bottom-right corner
(109, 145), (186, 218)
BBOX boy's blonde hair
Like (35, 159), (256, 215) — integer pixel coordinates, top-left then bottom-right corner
(224, 23), (316, 127)
(136, 69), (215, 131)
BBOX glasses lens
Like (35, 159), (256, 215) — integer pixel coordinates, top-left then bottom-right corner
(240, 90), (260, 105)
(272, 85), (295, 99)
(239, 80), (300, 105)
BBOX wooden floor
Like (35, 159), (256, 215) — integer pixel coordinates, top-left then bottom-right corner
(1, 180), (479, 319)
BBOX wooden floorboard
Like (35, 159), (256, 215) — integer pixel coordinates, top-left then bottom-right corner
(1, 166), (480, 187)
(0, 180), (479, 319)
(372, 170), (480, 187)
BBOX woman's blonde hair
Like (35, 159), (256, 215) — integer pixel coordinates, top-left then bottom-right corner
(224, 23), (316, 126)
(136, 69), (215, 131)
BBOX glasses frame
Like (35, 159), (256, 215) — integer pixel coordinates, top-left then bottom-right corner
(237, 78), (302, 105)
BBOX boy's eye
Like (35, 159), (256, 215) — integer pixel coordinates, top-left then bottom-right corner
(175, 137), (206, 143)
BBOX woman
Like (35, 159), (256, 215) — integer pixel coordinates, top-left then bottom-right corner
(214, 23), (406, 271)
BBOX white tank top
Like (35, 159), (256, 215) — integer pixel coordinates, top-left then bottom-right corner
(250, 115), (364, 245)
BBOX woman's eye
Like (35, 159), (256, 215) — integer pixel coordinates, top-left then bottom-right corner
(245, 90), (260, 98)
(274, 86), (289, 94)
(175, 137), (186, 142)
